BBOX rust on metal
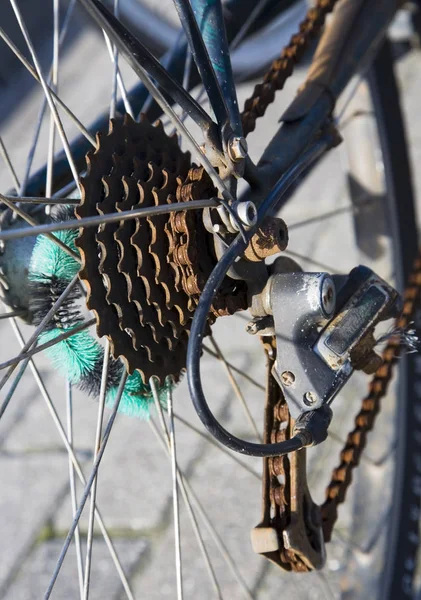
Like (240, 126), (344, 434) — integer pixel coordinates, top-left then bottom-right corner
(243, 217), (288, 262)
(240, 0), (339, 137)
(252, 338), (325, 572)
(76, 114), (247, 383)
(321, 253), (421, 542)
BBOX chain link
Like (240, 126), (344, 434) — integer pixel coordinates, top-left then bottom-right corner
(321, 254), (421, 540)
(240, 0), (338, 137)
(240, 0), (421, 545)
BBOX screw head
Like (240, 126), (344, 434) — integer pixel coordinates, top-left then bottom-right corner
(321, 276), (336, 317)
(303, 391), (317, 406)
(281, 371), (295, 386)
(228, 136), (248, 162)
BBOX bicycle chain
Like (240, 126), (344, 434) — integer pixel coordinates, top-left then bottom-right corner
(258, 338), (325, 572)
(321, 253), (421, 540)
(241, 0), (421, 554)
(258, 260), (421, 568)
(240, 0), (338, 136)
(262, 339), (312, 572)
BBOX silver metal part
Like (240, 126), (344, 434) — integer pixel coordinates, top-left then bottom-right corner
(0, 212), (44, 319)
(261, 267), (399, 418)
(231, 200), (257, 230)
(228, 136), (248, 162)
(314, 278), (391, 371)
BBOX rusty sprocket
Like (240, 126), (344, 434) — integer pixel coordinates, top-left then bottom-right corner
(76, 114), (247, 384)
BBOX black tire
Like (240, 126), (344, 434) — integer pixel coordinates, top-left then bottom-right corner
(367, 38), (419, 600)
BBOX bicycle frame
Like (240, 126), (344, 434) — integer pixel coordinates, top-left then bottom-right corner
(18, 0), (402, 458)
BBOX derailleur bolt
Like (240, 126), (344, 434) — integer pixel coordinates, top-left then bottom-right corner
(303, 391), (317, 406)
(281, 371), (295, 386)
(228, 136), (248, 162)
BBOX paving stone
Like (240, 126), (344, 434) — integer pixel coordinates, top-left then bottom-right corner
(4, 537), (148, 600)
(0, 454), (69, 596)
(1, 9), (421, 600)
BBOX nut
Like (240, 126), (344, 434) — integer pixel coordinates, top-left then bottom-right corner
(228, 136), (248, 162)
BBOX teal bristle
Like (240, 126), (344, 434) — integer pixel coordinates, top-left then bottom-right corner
(29, 228), (80, 283)
(106, 371), (170, 420)
(38, 327), (102, 385)
(28, 210), (170, 419)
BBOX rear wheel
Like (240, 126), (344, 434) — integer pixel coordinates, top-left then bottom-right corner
(0, 4), (420, 599)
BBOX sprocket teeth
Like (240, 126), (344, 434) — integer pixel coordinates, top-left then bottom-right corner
(76, 114), (246, 384)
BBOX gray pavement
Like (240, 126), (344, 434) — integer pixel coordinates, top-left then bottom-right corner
(1, 5), (421, 600)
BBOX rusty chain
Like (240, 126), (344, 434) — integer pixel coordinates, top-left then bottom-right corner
(74, 0), (418, 555)
(240, 0), (338, 136)
(240, 0), (421, 553)
(321, 254), (421, 540)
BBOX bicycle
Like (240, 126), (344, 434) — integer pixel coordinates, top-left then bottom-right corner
(0, 0), (421, 598)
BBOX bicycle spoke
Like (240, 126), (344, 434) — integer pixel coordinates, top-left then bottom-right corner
(336, 71), (367, 126)
(9, 0), (80, 187)
(168, 389), (183, 600)
(66, 380), (85, 600)
(151, 384), (183, 600)
(84, 340), (110, 600)
(45, 370), (129, 599)
(0, 318), (96, 373)
(287, 193), (380, 231)
(1, 195), (79, 205)
(18, 0), (77, 196)
(0, 192), (80, 262)
(328, 430), (397, 466)
(288, 205), (354, 230)
(0, 309), (26, 320)
(173, 46), (193, 143)
(0, 27), (95, 148)
(150, 408), (253, 600)
(0, 355), (29, 421)
(148, 416), (222, 600)
(209, 336), (262, 442)
(8, 318), (134, 598)
(140, 29), (185, 116)
(202, 344), (265, 391)
(179, 473), (253, 600)
(46, 0), (60, 200)
(283, 249), (338, 273)
(0, 274), (79, 392)
(230, 0), (271, 49)
(0, 198), (218, 242)
(0, 136), (20, 190)
(109, 0), (119, 120)
(78, 0), (234, 203)
(80, 0), (213, 132)
(173, 412), (260, 480)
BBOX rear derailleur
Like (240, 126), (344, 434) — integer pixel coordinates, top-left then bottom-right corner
(244, 238), (401, 570)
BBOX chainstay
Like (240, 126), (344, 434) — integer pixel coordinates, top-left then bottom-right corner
(240, 0), (338, 137)
(321, 252), (421, 541)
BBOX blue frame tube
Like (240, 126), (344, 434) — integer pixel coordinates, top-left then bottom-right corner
(191, 0), (243, 136)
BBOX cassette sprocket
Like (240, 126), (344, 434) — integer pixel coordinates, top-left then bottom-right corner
(76, 114), (247, 384)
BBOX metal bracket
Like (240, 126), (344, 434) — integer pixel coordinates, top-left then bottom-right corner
(253, 266), (400, 419)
